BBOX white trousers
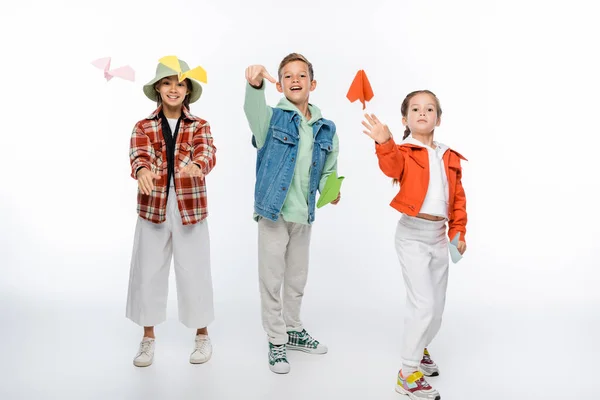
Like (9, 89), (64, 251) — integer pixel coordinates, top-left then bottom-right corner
(258, 217), (312, 345)
(126, 188), (214, 329)
(395, 215), (449, 367)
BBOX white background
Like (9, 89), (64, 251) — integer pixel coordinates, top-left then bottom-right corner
(1, 0), (599, 399)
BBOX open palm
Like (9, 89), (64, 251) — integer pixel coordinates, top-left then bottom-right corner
(362, 113), (392, 144)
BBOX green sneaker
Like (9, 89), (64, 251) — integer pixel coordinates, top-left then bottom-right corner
(268, 343), (290, 374)
(286, 329), (328, 354)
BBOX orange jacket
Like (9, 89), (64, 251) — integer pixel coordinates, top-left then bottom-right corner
(375, 138), (468, 243)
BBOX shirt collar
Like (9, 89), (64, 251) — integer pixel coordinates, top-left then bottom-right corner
(146, 105), (193, 121)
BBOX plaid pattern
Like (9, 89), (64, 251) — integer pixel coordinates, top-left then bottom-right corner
(130, 106), (216, 225)
(286, 329), (320, 349)
(268, 343), (288, 366)
(396, 370), (440, 400)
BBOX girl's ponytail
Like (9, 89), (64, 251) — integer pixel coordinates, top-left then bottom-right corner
(402, 126), (410, 140)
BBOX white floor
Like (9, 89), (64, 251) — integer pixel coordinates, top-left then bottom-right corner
(1, 282), (596, 400)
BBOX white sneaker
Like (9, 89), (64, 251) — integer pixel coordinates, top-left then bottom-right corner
(133, 337), (155, 367)
(190, 334), (212, 364)
(268, 343), (290, 374)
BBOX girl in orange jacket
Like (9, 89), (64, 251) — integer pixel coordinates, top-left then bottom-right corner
(362, 90), (467, 400)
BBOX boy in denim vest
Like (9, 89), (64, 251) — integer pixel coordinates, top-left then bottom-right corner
(244, 53), (340, 374)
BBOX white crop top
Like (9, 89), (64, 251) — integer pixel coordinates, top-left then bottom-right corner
(403, 135), (449, 219)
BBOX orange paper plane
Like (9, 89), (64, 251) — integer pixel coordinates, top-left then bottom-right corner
(346, 69), (374, 109)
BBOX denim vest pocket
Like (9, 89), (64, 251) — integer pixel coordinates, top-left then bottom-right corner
(317, 140), (333, 152)
(271, 126), (299, 145)
(261, 126), (298, 168)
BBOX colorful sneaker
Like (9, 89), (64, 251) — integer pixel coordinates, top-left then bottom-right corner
(190, 334), (212, 364)
(268, 343), (290, 374)
(395, 370), (441, 400)
(419, 348), (440, 377)
(133, 337), (155, 367)
(286, 329), (328, 354)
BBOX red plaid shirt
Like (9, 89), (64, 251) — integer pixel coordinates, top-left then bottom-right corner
(130, 106), (216, 225)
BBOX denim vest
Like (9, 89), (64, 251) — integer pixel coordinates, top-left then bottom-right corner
(252, 107), (335, 224)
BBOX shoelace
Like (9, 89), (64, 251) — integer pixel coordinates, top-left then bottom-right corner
(194, 338), (210, 354)
(139, 340), (153, 356)
(271, 345), (287, 362)
(299, 330), (319, 347)
(415, 376), (432, 389)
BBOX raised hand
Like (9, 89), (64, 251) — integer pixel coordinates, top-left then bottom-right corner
(362, 113), (393, 144)
(245, 65), (277, 88)
(137, 168), (160, 195)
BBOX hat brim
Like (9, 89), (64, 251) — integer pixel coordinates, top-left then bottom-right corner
(143, 73), (202, 104)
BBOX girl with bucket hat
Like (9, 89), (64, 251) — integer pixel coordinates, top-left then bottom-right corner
(126, 56), (216, 367)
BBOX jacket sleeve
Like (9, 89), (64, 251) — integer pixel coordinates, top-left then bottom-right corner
(448, 165), (467, 243)
(375, 138), (405, 179)
(129, 122), (152, 179)
(192, 122), (217, 176)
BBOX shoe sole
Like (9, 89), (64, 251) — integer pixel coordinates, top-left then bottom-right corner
(395, 384), (441, 400)
(419, 367), (440, 376)
(287, 345), (327, 354)
(419, 367), (439, 377)
(133, 359), (153, 367)
(269, 365), (290, 374)
(190, 354), (211, 364)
